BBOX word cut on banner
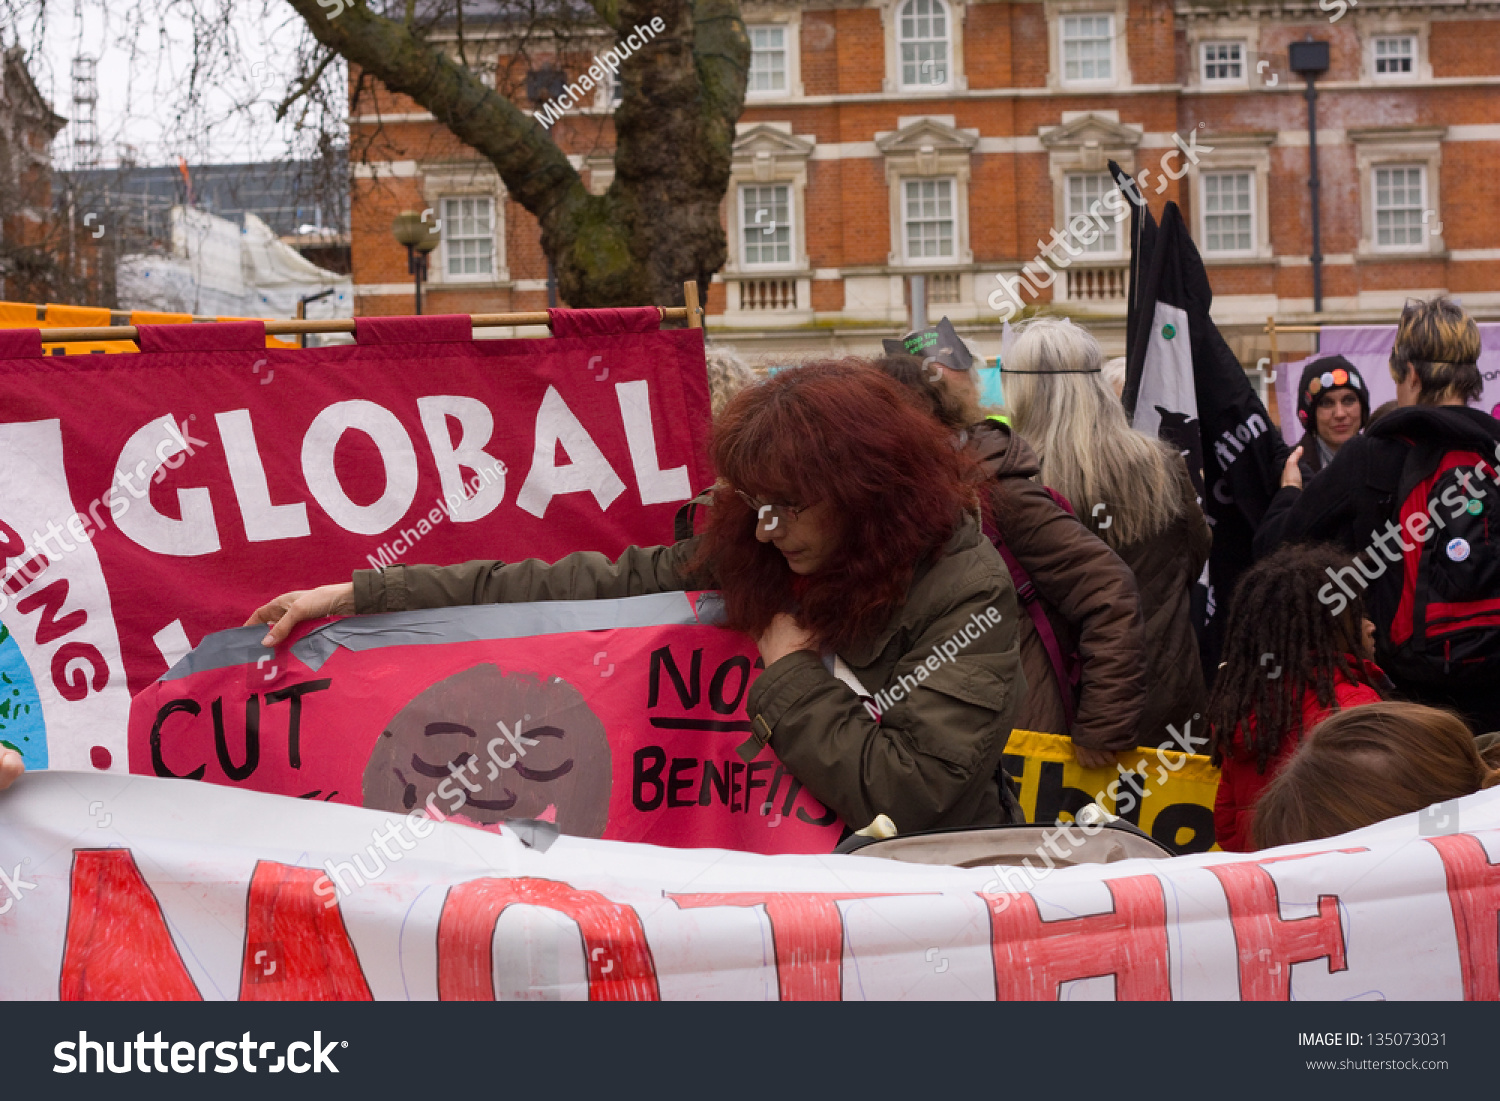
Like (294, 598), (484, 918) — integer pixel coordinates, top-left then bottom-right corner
(1002, 728), (1222, 854)
(126, 593), (844, 855)
(0, 312), (712, 775)
(2, 772), (1499, 1001)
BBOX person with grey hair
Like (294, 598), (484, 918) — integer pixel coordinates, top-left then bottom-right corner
(704, 343), (760, 417)
(1101, 356), (1127, 400)
(1003, 317), (1210, 752)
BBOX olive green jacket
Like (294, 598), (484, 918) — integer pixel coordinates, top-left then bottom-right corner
(351, 514), (1024, 834)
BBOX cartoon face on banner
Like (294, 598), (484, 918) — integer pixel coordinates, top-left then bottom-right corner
(362, 664), (611, 836)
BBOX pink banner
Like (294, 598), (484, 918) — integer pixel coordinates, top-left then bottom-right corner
(125, 597), (845, 855)
(0, 319), (712, 775)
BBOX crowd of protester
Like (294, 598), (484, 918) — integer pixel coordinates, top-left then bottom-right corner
(1, 297), (1493, 857)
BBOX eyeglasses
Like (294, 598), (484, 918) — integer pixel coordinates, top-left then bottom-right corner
(733, 488), (808, 522)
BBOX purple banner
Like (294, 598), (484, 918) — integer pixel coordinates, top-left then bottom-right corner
(1272, 324), (1500, 442)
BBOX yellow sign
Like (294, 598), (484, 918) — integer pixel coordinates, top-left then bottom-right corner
(1001, 729), (1222, 853)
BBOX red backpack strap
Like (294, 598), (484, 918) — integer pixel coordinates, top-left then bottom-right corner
(983, 519), (1078, 731)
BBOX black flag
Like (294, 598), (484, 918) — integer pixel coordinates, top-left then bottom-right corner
(1108, 161), (1290, 676)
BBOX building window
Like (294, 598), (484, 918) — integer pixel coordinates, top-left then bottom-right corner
(903, 178), (955, 260)
(1373, 165), (1426, 248)
(740, 184), (793, 266)
(1202, 171), (1254, 253)
(1373, 36), (1415, 78)
(898, 0), (952, 89)
(1201, 41), (1244, 83)
(1065, 173), (1119, 254)
(1061, 14), (1113, 84)
(748, 26), (788, 94)
(442, 196), (495, 278)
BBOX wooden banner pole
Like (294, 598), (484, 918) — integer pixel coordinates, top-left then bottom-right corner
(33, 305), (692, 345)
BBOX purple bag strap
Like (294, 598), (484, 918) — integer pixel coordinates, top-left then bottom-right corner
(983, 519), (1078, 732)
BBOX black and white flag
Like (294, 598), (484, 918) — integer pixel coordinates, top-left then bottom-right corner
(1110, 161), (1290, 676)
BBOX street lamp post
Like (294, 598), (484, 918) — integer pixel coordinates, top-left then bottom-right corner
(391, 210), (441, 315)
(1290, 40), (1330, 315)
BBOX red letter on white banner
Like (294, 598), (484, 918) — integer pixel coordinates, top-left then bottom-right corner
(60, 849), (202, 1000)
(670, 892), (896, 1001)
(438, 877), (658, 1001)
(1426, 833), (1500, 1001)
(238, 861), (372, 1001)
(982, 875), (1170, 1000)
(1207, 861), (1348, 1000)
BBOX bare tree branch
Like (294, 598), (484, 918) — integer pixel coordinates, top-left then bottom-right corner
(275, 47), (338, 122)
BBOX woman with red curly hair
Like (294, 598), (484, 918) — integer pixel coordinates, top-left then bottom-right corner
(249, 361), (1025, 834)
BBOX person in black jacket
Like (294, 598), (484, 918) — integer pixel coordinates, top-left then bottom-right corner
(1254, 296), (1500, 732)
(1290, 356), (1370, 483)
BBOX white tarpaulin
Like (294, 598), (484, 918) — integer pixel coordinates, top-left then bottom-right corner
(1, 771), (1497, 1000)
(116, 207), (351, 321)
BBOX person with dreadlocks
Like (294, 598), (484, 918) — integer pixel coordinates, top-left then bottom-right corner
(1207, 543), (1390, 851)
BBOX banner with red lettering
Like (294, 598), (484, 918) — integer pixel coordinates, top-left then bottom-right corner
(0, 318), (711, 777)
(125, 593), (844, 855)
(2, 771), (1496, 1000)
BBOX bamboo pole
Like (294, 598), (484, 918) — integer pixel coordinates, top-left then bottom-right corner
(35, 305), (692, 345)
(1263, 317), (1322, 371)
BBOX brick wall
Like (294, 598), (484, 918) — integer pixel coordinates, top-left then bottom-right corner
(347, 2), (1500, 342)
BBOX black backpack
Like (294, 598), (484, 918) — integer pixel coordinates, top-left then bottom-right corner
(1370, 437), (1500, 684)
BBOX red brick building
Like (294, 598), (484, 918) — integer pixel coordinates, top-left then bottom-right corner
(349, 1), (1500, 366)
(0, 46), (68, 302)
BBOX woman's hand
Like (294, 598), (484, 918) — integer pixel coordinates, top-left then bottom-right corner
(245, 582), (356, 647)
(1073, 743), (1119, 771)
(1280, 447), (1304, 490)
(0, 746), (23, 792)
(756, 613), (817, 666)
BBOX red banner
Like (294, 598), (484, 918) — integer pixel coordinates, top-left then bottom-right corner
(0, 317), (712, 775)
(124, 596), (845, 854)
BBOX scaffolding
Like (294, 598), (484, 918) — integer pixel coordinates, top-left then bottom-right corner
(70, 55), (99, 169)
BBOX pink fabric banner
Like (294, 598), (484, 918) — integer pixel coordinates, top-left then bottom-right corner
(0, 322), (712, 776)
(125, 597), (845, 855)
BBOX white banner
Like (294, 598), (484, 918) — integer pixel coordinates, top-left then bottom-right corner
(1, 772), (1497, 1001)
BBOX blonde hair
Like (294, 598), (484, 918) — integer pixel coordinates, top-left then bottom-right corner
(1390, 296), (1483, 405)
(1003, 318), (1183, 548)
(704, 344), (760, 417)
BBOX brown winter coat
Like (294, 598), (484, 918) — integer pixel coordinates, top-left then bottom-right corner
(351, 512), (1025, 834)
(1110, 455), (1212, 746)
(969, 421), (1147, 752)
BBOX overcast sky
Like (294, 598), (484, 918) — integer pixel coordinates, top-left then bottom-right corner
(13, 2), (335, 167)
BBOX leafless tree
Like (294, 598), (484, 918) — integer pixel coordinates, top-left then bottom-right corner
(3, 0), (749, 310)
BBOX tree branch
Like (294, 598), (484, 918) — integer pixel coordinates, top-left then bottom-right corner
(584, 0), (622, 31)
(280, 0), (589, 236)
(274, 48), (338, 123)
